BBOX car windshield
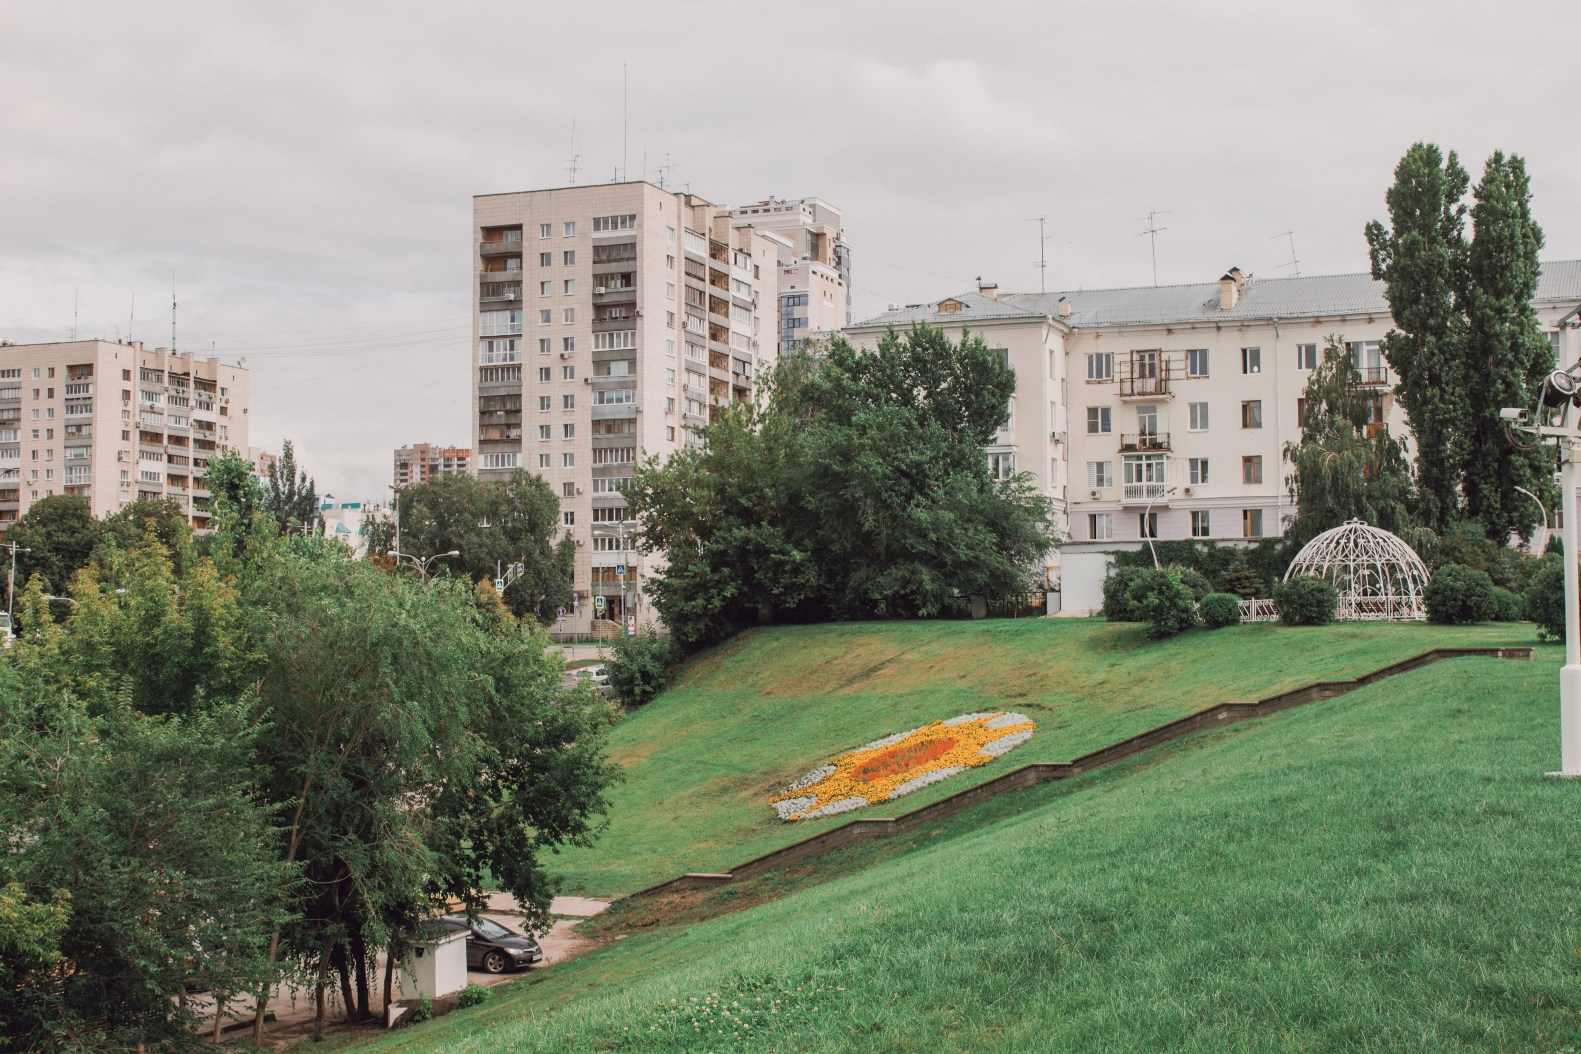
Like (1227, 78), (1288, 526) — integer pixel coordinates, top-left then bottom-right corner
(474, 918), (513, 939)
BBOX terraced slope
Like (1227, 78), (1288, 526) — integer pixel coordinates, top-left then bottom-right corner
(369, 644), (1576, 1054)
(551, 618), (1529, 896)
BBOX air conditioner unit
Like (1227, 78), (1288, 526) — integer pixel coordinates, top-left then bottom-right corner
(1050, 430), (1063, 443)
(635, 406), (642, 412)
(1182, 487), (1193, 496)
(560, 352), (570, 359)
(594, 287), (607, 295)
(575, 487), (583, 494)
(1090, 489), (1101, 499)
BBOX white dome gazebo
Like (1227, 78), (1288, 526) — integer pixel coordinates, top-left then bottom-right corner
(1283, 519), (1430, 621)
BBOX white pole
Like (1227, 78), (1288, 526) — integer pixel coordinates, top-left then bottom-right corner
(1559, 441), (1581, 775)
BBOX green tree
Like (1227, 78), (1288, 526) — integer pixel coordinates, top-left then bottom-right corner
(9, 495), (99, 596)
(263, 438), (318, 533)
(395, 469), (573, 620)
(98, 497), (190, 572)
(1282, 336), (1416, 549)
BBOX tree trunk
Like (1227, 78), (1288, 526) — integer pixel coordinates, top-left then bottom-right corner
(314, 937), (334, 1034)
(212, 991), (226, 1041)
(352, 930), (371, 1021)
(334, 943), (356, 1023)
(383, 940), (397, 1015)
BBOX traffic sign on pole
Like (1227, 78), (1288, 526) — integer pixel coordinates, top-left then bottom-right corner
(494, 578), (504, 595)
(556, 606), (567, 618)
(625, 614), (636, 637)
(594, 595), (606, 613)
(616, 563), (626, 576)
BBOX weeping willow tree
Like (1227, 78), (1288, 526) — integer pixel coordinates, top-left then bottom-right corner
(1282, 336), (1417, 549)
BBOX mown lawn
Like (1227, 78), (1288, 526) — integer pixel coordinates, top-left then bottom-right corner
(360, 643), (1581, 1053)
(551, 618), (1532, 896)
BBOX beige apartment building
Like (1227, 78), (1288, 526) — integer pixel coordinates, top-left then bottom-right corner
(725, 197), (850, 352)
(471, 182), (779, 635)
(393, 442), (471, 489)
(0, 339), (250, 532)
(845, 261), (1581, 613)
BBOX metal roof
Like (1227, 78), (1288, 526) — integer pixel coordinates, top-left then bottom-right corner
(850, 260), (1581, 331)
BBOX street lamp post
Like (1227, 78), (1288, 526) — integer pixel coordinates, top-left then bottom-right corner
(7, 541), (31, 623)
(1514, 485), (1550, 554)
(388, 549), (459, 583)
(387, 485), (401, 562)
(1143, 486), (1177, 570)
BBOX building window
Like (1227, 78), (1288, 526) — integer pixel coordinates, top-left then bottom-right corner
(539, 309), (552, 325)
(666, 282), (675, 300)
(563, 481), (575, 497)
(592, 214), (636, 231)
(540, 281), (552, 297)
(1086, 461), (1113, 489)
(538, 424), (550, 439)
(1242, 400), (1262, 428)
(562, 337), (574, 352)
(667, 311), (676, 328)
(539, 223), (552, 239)
(1089, 513), (1113, 540)
(1087, 352), (1112, 380)
(563, 250), (576, 266)
(563, 423), (574, 438)
(666, 369), (676, 385)
(1186, 349), (1209, 377)
(1188, 402), (1208, 430)
(988, 453), (1015, 480)
(1243, 509), (1264, 537)
(536, 453), (550, 468)
(1242, 455), (1263, 484)
(666, 254), (675, 269)
(539, 252), (552, 267)
(667, 426), (675, 440)
(479, 452), (519, 469)
(538, 396), (551, 411)
(540, 338), (551, 354)
(1297, 343), (1318, 370)
(1086, 406), (1112, 434)
(560, 365), (573, 380)
(561, 279), (574, 295)
(1242, 347), (1261, 374)
(593, 331), (637, 351)
(1189, 458), (1209, 485)
(563, 308), (575, 324)
(665, 340), (675, 357)
(537, 366), (550, 382)
(563, 222), (576, 237)
(1139, 512), (1158, 538)
(563, 394), (575, 409)
(1191, 510), (1211, 537)
(562, 452), (574, 467)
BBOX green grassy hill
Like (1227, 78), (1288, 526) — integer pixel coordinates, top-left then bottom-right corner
(552, 619), (1529, 896)
(364, 640), (1580, 1053)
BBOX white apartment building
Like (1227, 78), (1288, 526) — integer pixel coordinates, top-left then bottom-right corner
(471, 182), (779, 636)
(726, 197), (851, 352)
(0, 340), (250, 531)
(845, 261), (1581, 613)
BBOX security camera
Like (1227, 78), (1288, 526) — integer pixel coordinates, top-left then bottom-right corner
(1500, 407), (1531, 423)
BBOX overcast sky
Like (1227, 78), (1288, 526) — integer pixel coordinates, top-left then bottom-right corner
(4, 1), (1578, 500)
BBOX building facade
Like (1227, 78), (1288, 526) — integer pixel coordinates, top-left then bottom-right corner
(471, 182), (779, 635)
(393, 443), (471, 489)
(845, 261), (1581, 613)
(0, 340), (250, 531)
(725, 196), (851, 352)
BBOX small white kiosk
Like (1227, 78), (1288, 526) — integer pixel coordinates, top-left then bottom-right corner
(398, 921), (468, 1003)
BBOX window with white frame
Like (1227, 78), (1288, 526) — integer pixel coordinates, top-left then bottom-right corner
(563, 365), (575, 380)
(538, 424), (550, 439)
(593, 447), (636, 465)
(562, 308), (575, 324)
(592, 214), (636, 232)
(988, 452), (1015, 480)
(563, 222), (575, 237)
(540, 281), (552, 297)
(594, 388), (635, 405)
(563, 337), (575, 352)
(563, 394), (575, 409)
(1088, 513), (1113, 540)
(539, 309), (552, 325)
(592, 477), (630, 494)
(538, 453), (551, 468)
(1189, 458), (1209, 485)
(1086, 406), (1112, 434)
(480, 452), (519, 469)
(1297, 343), (1318, 370)
(1087, 461), (1113, 489)
(562, 423), (574, 438)
(1189, 402), (1209, 430)
(1241, 347), (1261, 374)
(1186, 349), (1209, 377)
(597, 359), (637, 378)
(562, 452), (575, 467)
(1087, 352), (1112, 380)
(539, 252), (552, 267)
(538, 396), (551, 411)
(564, 280), (575, 295)
(594, 331), (636, 350)
(480, 338), (520, 364)
(539, 338), (551, 354)
(481, 310), (523, 336)
(1191, 510), (1211, 537)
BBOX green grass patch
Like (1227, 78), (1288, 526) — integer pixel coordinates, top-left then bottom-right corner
(356, 644), (1581, 1053)
(551, 619), (1530, 896)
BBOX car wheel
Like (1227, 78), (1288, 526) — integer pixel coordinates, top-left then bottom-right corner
(481, 951), (508, 974)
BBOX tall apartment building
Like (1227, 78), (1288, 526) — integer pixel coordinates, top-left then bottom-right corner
(393, 443), (471, 489)
(0, 340), (250, 531)
(725, 197), (850, 352)
(844, 260), (1581, 613)
(471, 182), (779, 635)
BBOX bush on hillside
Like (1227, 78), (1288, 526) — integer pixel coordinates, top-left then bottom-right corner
(1176, 567), (1213, 602)
(604, 627), (679, 706)
(1273, 576), (1337, 625)
(1424, 563), (1495, 625)
(1489, 586), (1523, 622)
(1102, 565), (1146, 621)
(1525, 562), (1565, 641)
(456, 984), (491, 1009)
(1199, 592), (1243, 629)
(1221, 568), (1265, 600)
(1126, 569), (1199, 638)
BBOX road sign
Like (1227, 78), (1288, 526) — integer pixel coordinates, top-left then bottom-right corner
(494, 578), (504, 595)
(594, 595), (606, 612)
(556, 606), (567, 618)
(557, 618), (565, 633)
(616, 563), (626, 576)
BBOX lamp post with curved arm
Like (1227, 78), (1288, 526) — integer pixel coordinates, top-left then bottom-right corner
(1514, 485), (1550, 554)
(389, 549), (460, 583)
(1143, 486), (1177, 569)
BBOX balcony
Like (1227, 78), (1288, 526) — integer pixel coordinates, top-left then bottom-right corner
(1122, 483), (1169, 503)
(1357, 367), (1389, 386)
(1119, 364), (1172, 399)
(1119, 432), (1171, 452)
(479, 241), (522, 257)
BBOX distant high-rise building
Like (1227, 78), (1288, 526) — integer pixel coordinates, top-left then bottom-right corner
(393, 443), (472, 489)
(725, 197), (850, 351)
(471, 182), (779, 636)
(0, 340), (250, 531)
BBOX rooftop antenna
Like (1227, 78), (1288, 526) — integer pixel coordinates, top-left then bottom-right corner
(72, 288), (78, 340)
(1135, 211), (1170, 287)
(129, 293), (134, 343)
(654, 154), (678, 189)
(171, 273), (177, 352)
(1026, 216), (1050, 294)
(566, 117), (581, 185)
(1271, 229), (1300, 276)
(622, 62), (628, 183)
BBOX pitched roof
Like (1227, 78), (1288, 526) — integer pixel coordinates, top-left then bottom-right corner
(850, 260), (1581, 331)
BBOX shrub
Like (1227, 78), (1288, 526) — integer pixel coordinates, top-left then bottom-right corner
(409, 993), (434, 1024)
(456, 984), (492, 1009)
(1176, 567), (1212, 602)
(603, 627), (679, 706)
(1127, 569), (1199, 639)
(1220, 568), (1265, 600)
(1489, 586), (1523, 622)
(1199, 592), (1243, 629)
(1273, 575), (1337, 625)
(1525, 562), (1565, 641)
(1102, 565), (1146, 621)
(1424, 563), (1495, 625)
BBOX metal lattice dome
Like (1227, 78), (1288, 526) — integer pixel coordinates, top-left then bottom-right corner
(1283, 519), (1430, 621)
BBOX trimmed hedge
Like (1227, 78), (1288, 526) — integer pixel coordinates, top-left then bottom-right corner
(1525, 562), (1564, 641)
(1489, 586), (1523, 623)
(1424, 563), (1494, 625)
(1273, 576), (1338, 625)
(1126, 569), (1199, 639)
(1199, 592), (1243, 629)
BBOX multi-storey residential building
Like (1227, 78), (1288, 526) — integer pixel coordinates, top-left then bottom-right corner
(393, 443), (471, 489)
(0, 340), (250, 532)
(726, 197), (851, 352)
(471, 182), (779, 636)
(844, 261), (1581, 613)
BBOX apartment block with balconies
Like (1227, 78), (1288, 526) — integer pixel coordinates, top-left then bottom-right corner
(726, 196), (850, 353)
(471, 182), (778, 637)
(393, 442), (471, 489)
(0, 340), (249, 531)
